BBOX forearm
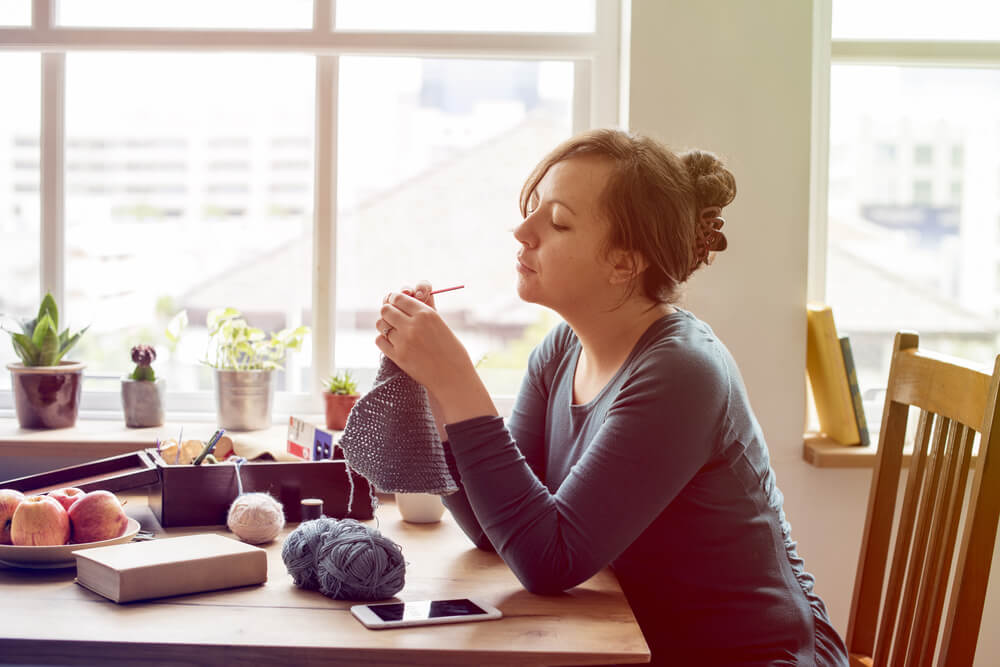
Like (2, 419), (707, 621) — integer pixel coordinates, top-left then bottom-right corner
(430, 359), (499, 425)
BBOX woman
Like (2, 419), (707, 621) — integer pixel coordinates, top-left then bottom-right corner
(375, 129), (848, 666)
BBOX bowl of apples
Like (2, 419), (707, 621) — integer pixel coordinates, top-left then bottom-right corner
(0, 487), (140, 569)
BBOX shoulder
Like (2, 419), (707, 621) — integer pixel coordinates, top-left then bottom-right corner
(624, 310), (732, 403)
(530, 320), (577, 368)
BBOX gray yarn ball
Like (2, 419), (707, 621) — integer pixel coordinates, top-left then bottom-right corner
(282, 518), (405, 601)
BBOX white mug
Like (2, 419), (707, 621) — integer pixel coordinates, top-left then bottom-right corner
(395, 492), (445, 523)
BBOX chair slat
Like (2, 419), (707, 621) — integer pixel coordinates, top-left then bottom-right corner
(888, 415), (950, 667)
(908, 421), (963, 666)
(940, 358), (1000, 665)
(916, 424), (976, 667)
(872, 409), (933, 666)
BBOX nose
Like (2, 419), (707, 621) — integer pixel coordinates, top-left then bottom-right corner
(513, 215), (535, 248)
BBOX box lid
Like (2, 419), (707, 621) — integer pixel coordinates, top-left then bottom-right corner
(0, 450), (160, 495)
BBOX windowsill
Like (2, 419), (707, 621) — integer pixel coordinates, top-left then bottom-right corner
(803, 431), (915, 469)
(0, 415), (323, 464)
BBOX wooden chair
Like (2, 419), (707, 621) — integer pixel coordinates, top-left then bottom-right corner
(846, 331), (1000, 666)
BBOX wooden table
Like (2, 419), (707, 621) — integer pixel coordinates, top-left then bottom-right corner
(0, 495), (650, 666)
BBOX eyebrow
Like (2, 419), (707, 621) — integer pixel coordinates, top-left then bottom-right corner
(548, 198), (577, 217)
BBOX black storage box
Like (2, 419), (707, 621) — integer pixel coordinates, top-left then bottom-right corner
(0, 448), (375, 526)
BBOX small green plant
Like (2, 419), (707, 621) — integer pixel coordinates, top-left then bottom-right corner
(204, 307), (309, 371)
(129, 344), (157, 381)
(324, 370), (358, 395)
(4, 292), (88, 367)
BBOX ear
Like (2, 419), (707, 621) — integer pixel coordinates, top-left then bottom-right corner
(606, 248), (648, 285)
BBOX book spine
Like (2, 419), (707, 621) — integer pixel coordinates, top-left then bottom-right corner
(839, 336), (870, 447)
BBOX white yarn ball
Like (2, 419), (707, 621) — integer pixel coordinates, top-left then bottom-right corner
(227, 492), (285, 544)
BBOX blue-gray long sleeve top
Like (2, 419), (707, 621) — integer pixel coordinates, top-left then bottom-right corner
(441, 310), (848, 666)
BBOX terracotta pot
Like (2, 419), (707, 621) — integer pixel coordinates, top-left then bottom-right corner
(324, 393), (359, 431)
(121, 378), (166, 428)
(7, 361), (86, 430)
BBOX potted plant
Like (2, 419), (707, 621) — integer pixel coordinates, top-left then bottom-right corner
(324, 370), (359, 431)
(204, 307), (308, 431)
(3, 293), (88, 429)
(121, 344), (165, 428)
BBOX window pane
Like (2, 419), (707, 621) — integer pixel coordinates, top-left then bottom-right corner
(336, 0), (595, 32)
(336, 57), (574, 394)
(64, 53), (314, 394)
(58, 0), (311, 29)
(832, 0), (1000, 40)
(0, 1), (30, 25)
(827, 65), (1000, 399)
(0, 53), (41, 390)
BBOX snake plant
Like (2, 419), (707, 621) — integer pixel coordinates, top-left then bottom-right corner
(5, 293), (88, 367)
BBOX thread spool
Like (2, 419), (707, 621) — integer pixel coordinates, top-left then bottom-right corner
(301, 498), (324, 521)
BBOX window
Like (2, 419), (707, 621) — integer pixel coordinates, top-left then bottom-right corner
(0, 53), (41, 389)
(821, 3), (1000, 407)
(0, 3), (619, 417)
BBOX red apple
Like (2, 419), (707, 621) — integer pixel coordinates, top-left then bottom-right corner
(67, 490), (129, 544)
(48, 487), (86, 512)
(0, 489), (25, 545)
(10, 495), (70, 546)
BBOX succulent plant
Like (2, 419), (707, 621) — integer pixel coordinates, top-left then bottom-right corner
(324, 370), (358, 395)
(129, 344), (157, 381)
(5, 293), (88, 367)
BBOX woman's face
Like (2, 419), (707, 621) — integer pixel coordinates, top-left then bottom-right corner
(513, 156), (619, 312)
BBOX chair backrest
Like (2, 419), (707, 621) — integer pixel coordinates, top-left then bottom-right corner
(846, 331), (1000, 667)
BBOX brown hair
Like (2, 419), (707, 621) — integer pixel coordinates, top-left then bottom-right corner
(519, 128), (736, 304)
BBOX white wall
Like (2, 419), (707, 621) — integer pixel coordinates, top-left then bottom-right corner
(625, 1), (1000, 664)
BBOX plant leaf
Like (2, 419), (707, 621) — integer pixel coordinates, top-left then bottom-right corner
(35, 321), (60, 366)
(11, 333), (38, 365)
(21, 316), (37, 338)
(166, 310), (188, 344)
(52, 325), (89, 364)
(37, 293), (59, 330)
(31, 313), (55, 350)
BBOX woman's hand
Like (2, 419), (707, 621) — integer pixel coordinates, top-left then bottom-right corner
(375, 281), (498, 424)
(375, 281), (467, 393)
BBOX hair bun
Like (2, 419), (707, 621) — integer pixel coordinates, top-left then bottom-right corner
(682, 150), (736, 211)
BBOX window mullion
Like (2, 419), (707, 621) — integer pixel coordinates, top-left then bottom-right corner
(809, 0), (832, 303)
(312, 53), (338, 399)
(39, 51), (65, 308)
(31, 0), (52, 29)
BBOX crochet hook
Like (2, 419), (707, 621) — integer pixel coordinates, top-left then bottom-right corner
(430, 285), (465, 295)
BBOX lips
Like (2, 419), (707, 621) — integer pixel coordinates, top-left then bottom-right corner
(516, 254), (536, 274)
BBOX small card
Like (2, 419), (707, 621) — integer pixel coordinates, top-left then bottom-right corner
(287, 416), (336, 461)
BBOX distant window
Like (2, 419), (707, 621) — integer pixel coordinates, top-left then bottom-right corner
(914, 144), (933, 166)
(952, 145), (964, 168)
(913, 180), (932, 204)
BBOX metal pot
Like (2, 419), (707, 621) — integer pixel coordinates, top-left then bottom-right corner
(121, 378), (166, 428)
(7, 361), (85, 429)
(215, 369), (274, 431)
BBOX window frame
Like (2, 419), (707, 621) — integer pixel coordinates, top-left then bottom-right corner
(0, 0), (622, 420)
(810, 0), (1000, 304)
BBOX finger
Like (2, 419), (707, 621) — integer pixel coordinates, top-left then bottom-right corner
(374, 333), (393, 354)
(385, 291), (426, 317)
(413, 280), (436, 307)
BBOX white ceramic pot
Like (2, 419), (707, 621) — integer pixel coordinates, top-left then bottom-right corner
(120, 378), (166, 428)
(395, 492), (445, 524)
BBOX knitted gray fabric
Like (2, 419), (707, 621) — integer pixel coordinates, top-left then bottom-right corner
(338, 357), (458, 495)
